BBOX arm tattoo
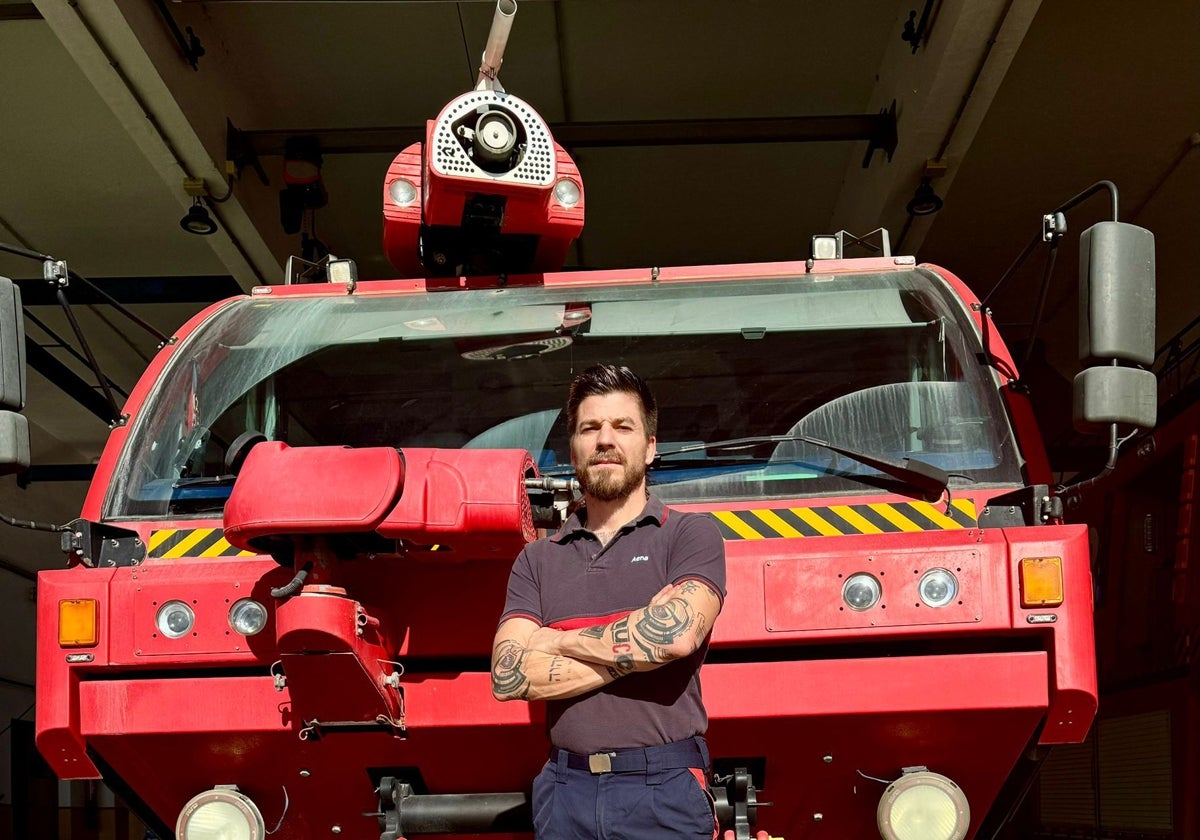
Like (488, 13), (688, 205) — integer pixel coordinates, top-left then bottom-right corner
(579, 624), (607, 639)
(679, 580), (702, 596)
(611, 617), (636, 674)
(633, 634), (667, 664)
(548, 656), (565, 683)
(636, 597), (693, 645)
(492, 640), (531, 699)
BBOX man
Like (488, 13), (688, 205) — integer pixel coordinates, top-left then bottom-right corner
(492, 364), (726, 839)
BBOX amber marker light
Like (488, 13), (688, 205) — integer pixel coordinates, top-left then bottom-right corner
(59, 599), (99, 647)
(1019, 557), (1064, 608)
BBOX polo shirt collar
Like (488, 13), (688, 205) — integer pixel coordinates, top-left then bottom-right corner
(550, 494), (667, 543)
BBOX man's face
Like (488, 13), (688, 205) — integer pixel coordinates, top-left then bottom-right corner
(570, 391), (657, 503)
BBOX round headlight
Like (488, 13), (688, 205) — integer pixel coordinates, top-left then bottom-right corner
(228, 599), (268, 636)
(842, 573), (881, 611)
(388, 178), (418, 207)
(877, 770), (969, 840)
(553, 178), (581, 208)
(918, 569), (959, 608)
(156, 601), (195, 639)
(177, 787), (265, 840)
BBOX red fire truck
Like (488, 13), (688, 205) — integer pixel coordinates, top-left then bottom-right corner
(5, 2), (1156, 838)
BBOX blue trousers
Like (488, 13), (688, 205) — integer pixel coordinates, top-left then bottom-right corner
(532, 739), (717, 839)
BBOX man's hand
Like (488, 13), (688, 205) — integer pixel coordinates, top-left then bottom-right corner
(525, 579), (722, 675)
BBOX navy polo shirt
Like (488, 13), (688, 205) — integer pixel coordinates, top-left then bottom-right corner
(500, 495), (726, 754)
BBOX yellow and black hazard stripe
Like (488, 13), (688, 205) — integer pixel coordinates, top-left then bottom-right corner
(708, 499), (977, 540)
(148, 528), (256, 558)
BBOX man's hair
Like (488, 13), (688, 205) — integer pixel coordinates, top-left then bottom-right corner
(566, 365), (658, 437)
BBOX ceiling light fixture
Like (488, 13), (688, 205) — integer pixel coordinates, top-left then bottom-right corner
(906, 178), (944, 216)
(180, 198), (218, 236)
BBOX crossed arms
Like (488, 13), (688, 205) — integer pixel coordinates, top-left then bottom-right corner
(491, 579), (722, 702)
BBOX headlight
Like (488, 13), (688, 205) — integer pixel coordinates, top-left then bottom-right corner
(156, 601), (195, 639)
(553, 178), (581, 208)
(842, 573), (881, 611)
(877, 769), (969, 840)
(228, 599), (269, 636)
(177, 787), (265, 840)
(388, 177), (418, 207)
(918, 569), (959, 608)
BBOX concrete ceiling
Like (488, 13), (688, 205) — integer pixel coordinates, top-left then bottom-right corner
(1, 0), (1198, 483)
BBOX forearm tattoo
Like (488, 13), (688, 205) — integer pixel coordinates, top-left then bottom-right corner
(579, 624), (607, 639)
(636, 597), (693, 645)
(610, 617), (636, 675)
(492, 640), (531, 699)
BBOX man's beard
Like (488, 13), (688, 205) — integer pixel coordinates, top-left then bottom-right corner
(577, 454), (647, 502)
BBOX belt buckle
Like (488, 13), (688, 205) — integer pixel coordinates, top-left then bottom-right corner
(588, 752), (615, 774)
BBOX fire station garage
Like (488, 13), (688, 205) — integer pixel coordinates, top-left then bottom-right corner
(0, 1), (1198, 838)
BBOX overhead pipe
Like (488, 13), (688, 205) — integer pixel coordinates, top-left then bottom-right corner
(476, 0), (517, 91)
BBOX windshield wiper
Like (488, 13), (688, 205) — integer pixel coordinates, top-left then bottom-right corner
(655, 435), (949, 501)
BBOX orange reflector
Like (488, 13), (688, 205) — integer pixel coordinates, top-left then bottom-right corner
(59, 599), (98, 647)
(1019, 557), (1064, 607)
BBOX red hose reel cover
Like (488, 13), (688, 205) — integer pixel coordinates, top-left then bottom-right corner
(224, 442), (404, 551)
(377, 448), (537, 558)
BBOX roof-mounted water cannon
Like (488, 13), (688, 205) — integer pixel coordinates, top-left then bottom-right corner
(382, 0), (584, 279)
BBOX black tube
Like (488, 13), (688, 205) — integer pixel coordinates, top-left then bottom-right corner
(67, 269), (171, 345)
(55, 288), (120, 423)
(270, 561), (312, 599)
(395, 792), (531, 834)
(0, 511), (67, 533)
(1053, 179), (1119, 222)
(1020, 238), (1061, 373)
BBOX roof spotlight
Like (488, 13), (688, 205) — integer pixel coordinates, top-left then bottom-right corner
(877, 768), (970, 840)
(180, 198), (218, 236)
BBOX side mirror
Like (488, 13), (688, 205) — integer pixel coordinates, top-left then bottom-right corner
(1, 275), (30, 475)
(1074, 223), (1156, 432)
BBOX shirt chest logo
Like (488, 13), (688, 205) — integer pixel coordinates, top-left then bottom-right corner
(630, 554), (650, 563)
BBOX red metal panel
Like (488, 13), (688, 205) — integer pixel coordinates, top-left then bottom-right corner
(1005, 525), (1097, 743)
(377, 447), (536, 558)
(764, 546), (985, 631)
(76, 655), (1047, 839)
(104, 559), (290, 668)
(35, 569), (112, 778)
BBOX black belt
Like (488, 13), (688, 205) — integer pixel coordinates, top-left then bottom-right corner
(552, 736), (707, 774)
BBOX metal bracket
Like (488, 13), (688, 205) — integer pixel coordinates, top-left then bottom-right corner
(60, 518), (146, 567)
(980, 484), (1058, 527)
(711, 766), (770, 840)
(42, 259), (69, 288)
(1041, 211), (1067, 242)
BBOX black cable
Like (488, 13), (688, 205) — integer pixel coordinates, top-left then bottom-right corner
(0, 510), (69, 532)
(1020, 237), (1060, 374)
(456, 3), (475, 87)
(55, 288), (120, 424)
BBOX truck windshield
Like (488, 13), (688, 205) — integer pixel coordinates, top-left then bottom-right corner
(105, 268), (1024, 518)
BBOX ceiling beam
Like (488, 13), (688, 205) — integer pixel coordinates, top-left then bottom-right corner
(15, 274), (240, 306)
(31, 0), (281, 289)
(0, 4), (41, 20)
(830, 0), (1042, 255)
